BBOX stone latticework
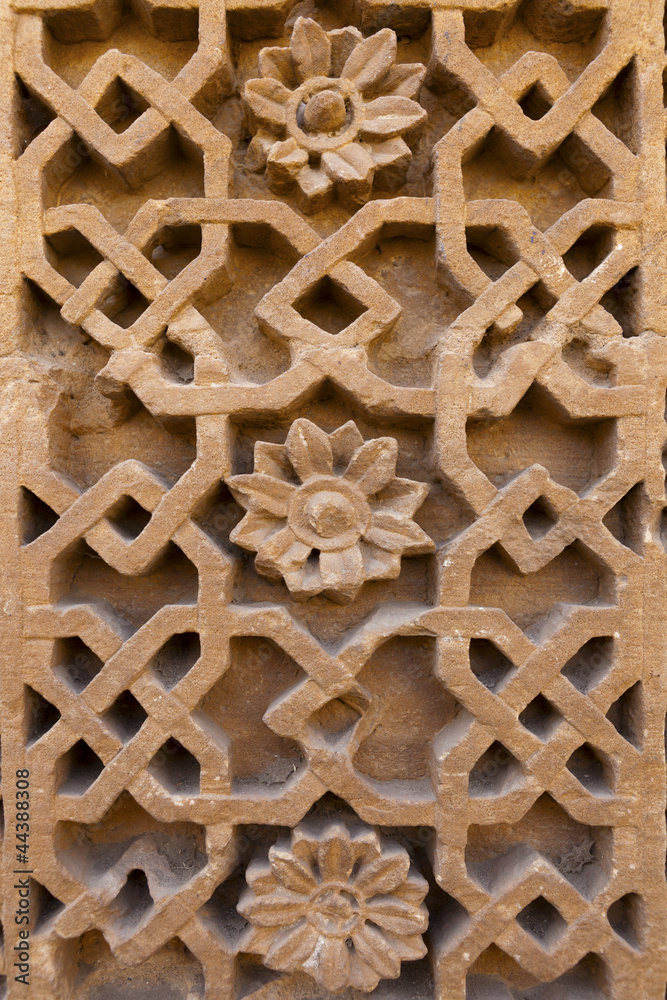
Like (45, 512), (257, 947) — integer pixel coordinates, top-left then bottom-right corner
(0, 0), (666, 996)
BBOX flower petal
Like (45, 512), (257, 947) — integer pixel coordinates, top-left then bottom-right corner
(285, 417), (333, 481)
(304, 935), (350, 992)
(254, 441), (293, 481)
(392, 870), (431, 907)
(319, 546), (365, 602)
(374, 62), (425, 99)
(369, 137), (412, 190)
(360, 96), (427, 140)
(349, 951), (382, 992)
(329, 25), (363, 76)
(354, 848), (409, 895)
(296, 165), (334, 213)
(364, 895), (428, 935)
(317, 822), (354, 882)
(329, 420), (365, 469)
(259, 45), (296, 87)
(238, 889), (305, 927)
(373, 476), (428, 516)
(292, 824), (320, 866)
(352, 923), (401, 978)
(245, 132), (275, 171)
(269, 846), (318, 894)
(284, 557), (323, 599)
(341, 28), (396, 93)
(264, 920), (320, 971)
(363, 511), (434, 554)
(227, 473), (295, 517)
(267, 138), (309, 192)
(290, 17), (331, 83)
(361, 542), (401, 581)
(256, 525), (311, 577)
(344, 436), (397, 495)
(321, 142), (375, 190)
(388, 931), (428, 961)
(243, 77), (290, 130)
(246, 856), (281, 895)
(230, 511), (278, 552)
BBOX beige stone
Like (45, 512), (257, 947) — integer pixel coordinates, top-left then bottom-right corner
(0, 0), (666, 997)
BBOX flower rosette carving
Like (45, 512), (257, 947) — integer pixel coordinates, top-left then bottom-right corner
(242, 17), (427, 211)
(238, 819), (429, 993)
(227, 418), (434, 603)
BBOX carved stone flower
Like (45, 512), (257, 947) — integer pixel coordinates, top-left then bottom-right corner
(227, 419), (434, 603)
(242, 17), (427, 211)
(238, 818), (429, 993)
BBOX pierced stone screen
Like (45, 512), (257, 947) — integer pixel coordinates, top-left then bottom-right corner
(1, 0), (666, 997)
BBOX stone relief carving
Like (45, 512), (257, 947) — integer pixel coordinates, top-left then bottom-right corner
(2, 0), (666, 997)
(228, 418), (434, 601)
(243, 17), (427, 210)
(239, 818), (428, 992)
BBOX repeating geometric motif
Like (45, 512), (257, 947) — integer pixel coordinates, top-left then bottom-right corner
(0, 0), (666, 998)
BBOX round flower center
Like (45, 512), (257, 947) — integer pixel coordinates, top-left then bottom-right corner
(305, 491), (356, 538)
(303, 89), (347, 134)
(309, 887), (360, 936)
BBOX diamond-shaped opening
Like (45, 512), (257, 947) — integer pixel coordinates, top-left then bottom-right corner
(16, 75), (56, 153)
(561, 636), (613, 693)
(606, 680), (643, 749)
(295, 274), (367, 335)
(516, 895), (567, 948)
(468, 741), (524, 798)
(518, 694), (563, 741)
(161, 338), (195, 384)
(592, 60), (638, 154)
(566, 742), (614, 796)
(109, 869), (154, 934)
(199, 865), (250, 947)
(519, 82), (553, 120)
(95, 77), (150, 134)
(57, 739), (104, 796)
(44, 228), (104, 288)
(562, 224), (615, 282)
(310, 696), (363, 742)
(151, 632), (201, 690)
(52, 636), (104, 693)
(149, 737), (200, 794)
(602, 482), (648, 554)
(106, 494), (152, 540)
(522, 495), (557, 540)
(469, 638), (516, 692)
(607, 892), (642, 949)
(600, 266), (640, 338)
(19, 487), (59, 544)
(96, 273), (150, 329)
(104, 690), (148, 743)
(32, 880), (65, 934)
(149, 224), (202, 280)
(466, 226), (514, 281)
(25, 685), (60, 746)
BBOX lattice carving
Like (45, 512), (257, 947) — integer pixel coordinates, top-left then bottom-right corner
(0, 0), (666, 997)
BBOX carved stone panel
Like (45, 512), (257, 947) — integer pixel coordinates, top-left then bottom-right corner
(0, 0), (666, 997)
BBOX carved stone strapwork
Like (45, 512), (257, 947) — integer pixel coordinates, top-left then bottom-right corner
(3, 0), (667, 996)
(243, 17), (426, 210)
(239, 818), (429, 993)
(228, 418), (434, 602)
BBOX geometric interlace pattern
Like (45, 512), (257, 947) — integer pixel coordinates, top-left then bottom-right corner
(1, 0), (667, 996)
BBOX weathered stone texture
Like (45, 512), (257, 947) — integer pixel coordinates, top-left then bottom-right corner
(0, 0), (666, 996)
